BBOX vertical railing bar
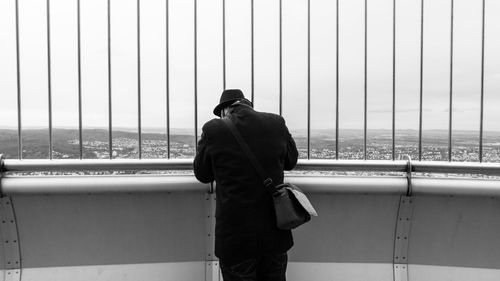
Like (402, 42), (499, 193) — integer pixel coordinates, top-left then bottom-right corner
(166, 0), (170, 159)
(418, 0), (424, 161)
(251, 0), (254, 104)
(15, 0), (22, 159)
(479, 0), (485, 163)
(107, 0), (113, 160)
(448, 0), (454, 162)
(77, 0), (83, 159)
(392, 0), (396, 161)
(335, 0), (339, 160)
(46, 0), (53, 160)
(194, 0), (198, 149)
(279, 0), (282, 116)
(137, 0), (142, 159)
(363, 0), (367, 160)
(307, 0), (311, 160)
(223, 0), (226, 90)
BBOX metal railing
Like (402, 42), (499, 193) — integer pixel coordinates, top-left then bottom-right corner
(3, 158), (500, 176)
(5, 0), (495, 162)
(2, 158), (500, 197)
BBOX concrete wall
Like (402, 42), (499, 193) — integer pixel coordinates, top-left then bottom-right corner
(1, 176), (500, 280)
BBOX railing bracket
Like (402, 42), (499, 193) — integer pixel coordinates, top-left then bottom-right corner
(405, 155), (413, 197)
(205, 190), (220, 281)
(0, 196), (22, 281)
(0, 154), (5, 197)
(393, 195), (415, 281)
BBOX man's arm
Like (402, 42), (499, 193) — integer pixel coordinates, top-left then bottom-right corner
(193, 129), (214, 183)
(283, 121), (299, 171)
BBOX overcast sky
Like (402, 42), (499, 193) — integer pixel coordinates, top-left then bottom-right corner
(0, 0), (499, 134)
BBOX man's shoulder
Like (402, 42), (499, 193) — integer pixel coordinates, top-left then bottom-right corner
(202, 118), (225, 133)
(255, 110), (285, 126)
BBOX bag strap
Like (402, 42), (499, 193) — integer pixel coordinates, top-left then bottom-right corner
(222, 118), (274, 188)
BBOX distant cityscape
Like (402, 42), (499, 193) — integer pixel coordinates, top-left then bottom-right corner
(1, 128), (500, 163)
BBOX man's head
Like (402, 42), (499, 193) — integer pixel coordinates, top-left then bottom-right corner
(213, 89), (252, 117)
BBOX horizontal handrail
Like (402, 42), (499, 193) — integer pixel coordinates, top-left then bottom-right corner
(1, 175), (210, 194)
(2, 175), (500, 197)
(3, 159), (500, 176)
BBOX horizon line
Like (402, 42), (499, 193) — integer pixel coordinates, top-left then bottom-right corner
(1, 126), (500, 134)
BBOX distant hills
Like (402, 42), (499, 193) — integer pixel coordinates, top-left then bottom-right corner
(0, 128), (194, 159)
(1, 128), (499, 159)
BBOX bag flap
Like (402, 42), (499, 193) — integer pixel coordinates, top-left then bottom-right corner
(288, 188), (318, 217)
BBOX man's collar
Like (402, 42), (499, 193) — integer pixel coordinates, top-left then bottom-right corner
(227, 102), (254, 116)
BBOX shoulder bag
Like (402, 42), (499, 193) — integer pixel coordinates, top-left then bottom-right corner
(223, 118), (317, 230)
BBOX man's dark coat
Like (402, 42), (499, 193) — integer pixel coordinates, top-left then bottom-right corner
(194, 104), (299, 261)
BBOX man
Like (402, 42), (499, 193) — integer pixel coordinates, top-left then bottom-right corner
(193, 89), (299, 281)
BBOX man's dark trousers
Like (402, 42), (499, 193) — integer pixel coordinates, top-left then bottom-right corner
(220, 253), (288, 281)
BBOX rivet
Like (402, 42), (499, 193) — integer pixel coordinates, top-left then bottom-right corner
(397, 236), (400, 239)
(8, 262), (11, 264)
(13, 240), (17, 243)
(10, 220), (14, 223)
(402, 257), (406, 260)
(404, 237), (407, 240)
(402, 200), (406, 203)
(2, 221), (5, 223)
(395, 256), (399, 259)
(5, 240), (9, 243)
(406, 218), (410, 221)
(6, 202), (10, 205)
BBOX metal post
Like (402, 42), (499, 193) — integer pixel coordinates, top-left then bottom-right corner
(479, 0), (485, 163)
(392, 0), (396, 161)
(307, 0), (311, 160)
(77, 0), (83, 159)
(137, 0), (142, 159)
(335, 0), (339, 160)
(15, 0), (22, 160)
(107, 0), (113, 160)
(166, 0), (170, 159)
(448, 0), (454, 162)
(194, 0), (198, 149)
(418, 0), (424, 161)
(0, 154), (4, 181)
(46, 0), (53, 160)
(364, 0), (368, 160)
(251, 0), (254, 104)
(279, 0), (282, 116)
(222, 0), (226, 90)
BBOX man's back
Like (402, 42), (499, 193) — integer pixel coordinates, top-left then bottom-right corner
(194, 103), (298, 261)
